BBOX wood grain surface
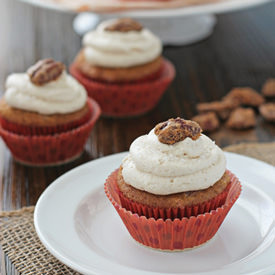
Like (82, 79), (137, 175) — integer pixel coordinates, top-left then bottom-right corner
(0, 0), (275, 273)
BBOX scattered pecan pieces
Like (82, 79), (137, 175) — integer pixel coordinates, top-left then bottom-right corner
(192, 112), (220, 132)
(194, 85), (273, 131)
(259, 103), (275, 122)
(27, 59), (65, 86)
(105, 18), (143, 32)
(261, 79), (275, 98)
(223, 87), (265, 107)
(154, 118), (202, 145)
(226, 108), (256, 129)
(197, 100), (238, 120)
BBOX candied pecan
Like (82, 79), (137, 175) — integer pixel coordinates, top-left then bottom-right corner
(154, 118), (202, 145)
(226, 107), (256, 129)
(192, 112), (220, 132)
(196, 100), (237, 120)
(223, 87), (265, 107)
(259, 103), (275, 122)
(261, 79), (275, 98)
(27, 59), (65, 86)
(105, 18), (143, 32)
(217, 109), (232, 120)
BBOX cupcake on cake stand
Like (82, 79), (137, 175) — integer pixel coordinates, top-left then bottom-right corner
(18, 0), (272, 45)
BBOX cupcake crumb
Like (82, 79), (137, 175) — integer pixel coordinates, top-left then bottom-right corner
(154, 117), (202, 145)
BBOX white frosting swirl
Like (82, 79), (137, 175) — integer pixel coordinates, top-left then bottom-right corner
(82, 19), (162, 68)
(5, 72), (87, 115)
(122, 130), (226, 195)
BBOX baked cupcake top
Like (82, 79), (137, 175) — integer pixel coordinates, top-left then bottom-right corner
(5, 59), (87, 115)
(122, 118), (226, 195)
(82, 18), (162, 68)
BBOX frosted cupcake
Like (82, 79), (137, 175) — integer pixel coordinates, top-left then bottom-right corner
(105, 118), (241, 250)
(0, 59), (101, 165)
(70, 18), (175, 117)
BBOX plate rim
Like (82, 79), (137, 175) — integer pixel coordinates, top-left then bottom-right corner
(34, 151), (275, 275)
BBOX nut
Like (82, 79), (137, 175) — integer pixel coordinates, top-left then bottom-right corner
(259, 103), (275, 122)
(27, 59), (65, 86)
(154, 118), (202, 145)
(197, 100), (238, 120)
(226, 107), (256, 129)
(223, 87), (265, 107)
(192, 112), (220, 132)
(262, 79), (275, 98)
(105, 18), (143, 32)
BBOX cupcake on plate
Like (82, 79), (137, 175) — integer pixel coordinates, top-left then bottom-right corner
(0, 59), (101, 166)
(70, 18), (175, 117)
(105, 118), (241, 250)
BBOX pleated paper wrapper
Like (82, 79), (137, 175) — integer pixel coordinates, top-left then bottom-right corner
(118, 172), (232, 220)
(70, 59), (175, 117)
(105, 169), (241, 251)
(0, 98), (101, 166)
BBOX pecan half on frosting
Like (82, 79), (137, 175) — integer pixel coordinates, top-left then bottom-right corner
(154, 118), (202, 145)
(27, 59), (65, 86)
(105, 18), (143, 32)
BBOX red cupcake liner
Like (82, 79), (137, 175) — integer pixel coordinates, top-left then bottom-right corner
(70, 59), (175, 117)
(118, 172), (232, 220)
(0, 104), (92, 136)
(0, 98), (101, 166)
(104, 169), (241, 251)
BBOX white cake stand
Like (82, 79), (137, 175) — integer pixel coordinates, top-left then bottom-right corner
(19, 0), (273, 45)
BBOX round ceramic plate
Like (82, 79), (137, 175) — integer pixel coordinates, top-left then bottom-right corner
(34, 152), (275, 275)
(18, 0), (272, 16)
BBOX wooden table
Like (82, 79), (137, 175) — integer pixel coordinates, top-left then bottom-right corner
(0, 0), (275, 273)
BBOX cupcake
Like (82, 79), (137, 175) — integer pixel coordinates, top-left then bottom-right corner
(0, 59), (101, 165)
(70, 18), (175, 117)
(105, 118), (241, 250)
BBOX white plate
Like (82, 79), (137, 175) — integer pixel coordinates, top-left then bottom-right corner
(34, 152), (275, 275)
(18, 0), (272, 17)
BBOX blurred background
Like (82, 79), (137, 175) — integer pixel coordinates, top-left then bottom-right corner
(0, 0), (274, 154)
(1, 0), (274, 148)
